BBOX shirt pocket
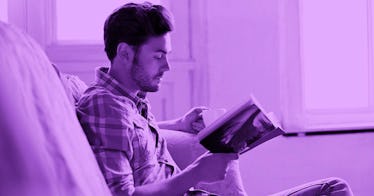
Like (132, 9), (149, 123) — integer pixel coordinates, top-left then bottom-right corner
(132, 118), (158, 170)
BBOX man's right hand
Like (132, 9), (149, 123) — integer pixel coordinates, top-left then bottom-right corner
(187, 152), (239, 183)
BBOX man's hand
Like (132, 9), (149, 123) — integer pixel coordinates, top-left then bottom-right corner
(157, 106), (207, 133)
(186, 152), (239, 183)
(177, 106), (208, 134)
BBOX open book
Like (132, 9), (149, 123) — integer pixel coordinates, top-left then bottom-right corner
(197, 95), (285, 154)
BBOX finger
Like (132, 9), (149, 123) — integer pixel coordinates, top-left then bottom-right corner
(192, 122), (205, 129)
(210, 153), (238, 163)
(225, 153), (239, 160)
(192, 122), (205, 131)
(195, 117), (204, 123)
(192, 125), (205, 131)
(191, 123), (200, 130)
(197, 113), (204, 119)
(195, 118), (206, 127)
(192, 126), (203, 133)
(191, 127), (202, 134)
(192, 121), (204, 126)
(193, 106), (209, 113)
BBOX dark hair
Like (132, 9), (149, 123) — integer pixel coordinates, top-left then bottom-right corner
(104, 2), (173, 61)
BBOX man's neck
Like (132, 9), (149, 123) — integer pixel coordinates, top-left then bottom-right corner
(108, 67), (139, 99)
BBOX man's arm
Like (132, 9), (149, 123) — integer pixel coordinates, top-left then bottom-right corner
(157, 118), (181, 130)
(125, 153), (238, 196)
(129, 167), (197, 196)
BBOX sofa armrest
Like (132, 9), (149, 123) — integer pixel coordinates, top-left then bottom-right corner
(0, 22), (110, 196)
(158, 129), (207, 169)
(159, 129), (248, 196)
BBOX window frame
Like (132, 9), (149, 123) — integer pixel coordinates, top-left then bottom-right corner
(280, 0), (374, 132)
(7, 0), (210, 119)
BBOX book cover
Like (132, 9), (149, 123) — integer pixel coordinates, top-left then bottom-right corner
(197, 95), (285, 154)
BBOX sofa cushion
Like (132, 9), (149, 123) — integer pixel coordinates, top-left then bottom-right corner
(0, 22), (111, 196)
(52, 64), (88, 107)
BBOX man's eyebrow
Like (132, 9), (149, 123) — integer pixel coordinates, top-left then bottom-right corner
(155, 49), (171, 54)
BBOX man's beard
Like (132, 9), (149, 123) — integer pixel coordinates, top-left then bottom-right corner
(131, 62), (159, 92)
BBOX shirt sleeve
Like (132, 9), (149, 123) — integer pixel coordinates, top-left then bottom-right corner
(77, 92), (136, 195)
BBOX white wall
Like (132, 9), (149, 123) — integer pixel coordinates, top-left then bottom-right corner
(205, 1), (374, 195)
(206, 0), (281, 118)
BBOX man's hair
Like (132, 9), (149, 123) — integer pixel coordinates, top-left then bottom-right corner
(104, 2), (173, 61)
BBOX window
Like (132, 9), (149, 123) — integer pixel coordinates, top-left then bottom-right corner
(6, 0), (207, 120)
(300, 0), (370, 110)
(0, 0), (8, 22)
(281, 0), (374, 132)
(56, 0), (165, 43)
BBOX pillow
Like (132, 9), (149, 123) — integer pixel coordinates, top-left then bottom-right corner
(52, 64), (88, 107)
(0, 22), (111, 196)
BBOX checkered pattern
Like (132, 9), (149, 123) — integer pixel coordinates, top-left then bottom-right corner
(76, 67), (179, 195)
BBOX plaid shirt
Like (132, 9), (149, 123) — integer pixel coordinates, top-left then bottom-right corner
(76, 67), (180, 195)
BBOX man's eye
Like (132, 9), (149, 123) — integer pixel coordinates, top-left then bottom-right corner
(155, 53), (163, 59)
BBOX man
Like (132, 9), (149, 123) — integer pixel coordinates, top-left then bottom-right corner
(76, 3), (236, 195)
(77, 2), (354, 196)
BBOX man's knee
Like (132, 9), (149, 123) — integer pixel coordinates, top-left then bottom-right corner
(322, 177), (353, 196)
(324, 177), (350, 189)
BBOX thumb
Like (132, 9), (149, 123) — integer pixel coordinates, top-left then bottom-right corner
(194, 106), (209, 113)
(226, 153), (239, 160)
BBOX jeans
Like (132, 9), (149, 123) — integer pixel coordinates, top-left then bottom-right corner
(186, 177), (353, 196)
(270, 177), (354, 196)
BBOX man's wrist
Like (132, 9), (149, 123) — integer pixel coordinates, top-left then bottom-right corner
(179, 165), (200, 186)
(174, 117), (184, 130)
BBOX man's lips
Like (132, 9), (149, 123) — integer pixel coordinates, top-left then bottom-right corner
(155, 73), (164, 80)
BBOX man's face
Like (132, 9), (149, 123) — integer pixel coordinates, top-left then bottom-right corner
(131, 33), (172, 92)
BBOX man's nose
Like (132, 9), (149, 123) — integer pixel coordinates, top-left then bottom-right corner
(162, 57), (170, 72)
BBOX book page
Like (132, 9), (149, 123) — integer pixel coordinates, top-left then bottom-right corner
(199, 96), (285, 154)
(201, 108), (227, 127)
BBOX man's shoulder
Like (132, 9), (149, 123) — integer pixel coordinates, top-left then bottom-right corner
(76, 85), (140, 130)
(77, 85), (136, 112)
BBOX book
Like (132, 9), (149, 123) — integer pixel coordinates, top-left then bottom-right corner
(197, 95), (285, 154)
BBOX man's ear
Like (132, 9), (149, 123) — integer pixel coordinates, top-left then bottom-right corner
(116, 42), (135, 64)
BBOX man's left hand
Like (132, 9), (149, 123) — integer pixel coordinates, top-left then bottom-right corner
(177, 106), (208, 134)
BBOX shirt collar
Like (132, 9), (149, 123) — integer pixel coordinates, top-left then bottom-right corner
(94, 67), (148, 107)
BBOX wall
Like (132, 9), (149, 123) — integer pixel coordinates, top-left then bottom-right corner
(205, 1), (373, 195)
(206, 0), (281, 118)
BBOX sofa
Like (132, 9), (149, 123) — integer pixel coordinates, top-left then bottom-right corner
(0, 21), (246, 195)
